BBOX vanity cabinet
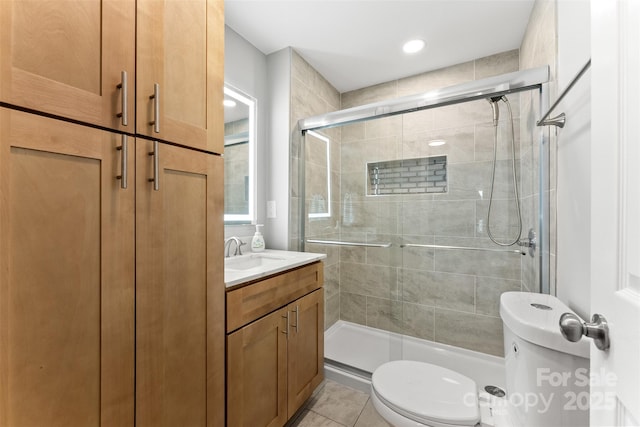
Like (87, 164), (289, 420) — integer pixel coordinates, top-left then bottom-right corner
(284, 289), (325, 417)
(227, 306), (288, 427)
(226, 262), (324, 427)
(0, 109), (225, 427)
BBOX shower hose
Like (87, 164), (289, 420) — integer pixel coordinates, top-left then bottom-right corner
(487, 96), (523, 247)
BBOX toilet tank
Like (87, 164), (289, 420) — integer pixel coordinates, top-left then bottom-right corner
(500, 292), (590, 427)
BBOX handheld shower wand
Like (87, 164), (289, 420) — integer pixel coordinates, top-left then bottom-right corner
(487, 96), (506, 126)
(486, 96), (523, 247)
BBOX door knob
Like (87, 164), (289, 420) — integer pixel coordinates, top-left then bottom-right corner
(559, 312), (610, 351)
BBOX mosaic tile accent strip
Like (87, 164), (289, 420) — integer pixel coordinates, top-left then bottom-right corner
(367, 156), (447, 195)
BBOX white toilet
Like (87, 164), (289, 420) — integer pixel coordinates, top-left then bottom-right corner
(370, 292), (590, 427)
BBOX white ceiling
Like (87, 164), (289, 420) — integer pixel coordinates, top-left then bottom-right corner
(225, 0), (536, 93)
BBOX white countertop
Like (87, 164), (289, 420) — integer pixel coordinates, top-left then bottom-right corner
(224, 249), (326, 288)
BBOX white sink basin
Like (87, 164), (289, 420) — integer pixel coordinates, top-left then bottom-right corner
(225, 253), (286, 271)
(223, 250), (326, 288)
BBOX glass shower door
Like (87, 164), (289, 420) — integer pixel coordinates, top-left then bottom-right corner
(299, 64), (548, 376)
(303, 119), (404, 374)
(396, 97), (526, 358)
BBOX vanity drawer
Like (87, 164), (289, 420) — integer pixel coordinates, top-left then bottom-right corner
(226, 261), (323, 333)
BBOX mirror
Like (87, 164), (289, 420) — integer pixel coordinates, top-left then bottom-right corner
(306, 130), (331, 219)
(224, 85), (256, 223)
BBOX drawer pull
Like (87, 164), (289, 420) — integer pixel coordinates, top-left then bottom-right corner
(148, 141), (159, 191)
(282, 312), (289, 337)
(116, 135), (128, 189)
(149, 83), (160, 133)
(116, 71), (128, 126)
(292, 305), (299, 332)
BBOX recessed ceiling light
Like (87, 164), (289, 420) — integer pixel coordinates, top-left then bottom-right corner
(403, 39), (426, 54)
(223, 99), (236, 107)
(428, 139), (446, 147)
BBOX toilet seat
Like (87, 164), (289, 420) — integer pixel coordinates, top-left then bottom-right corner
(371, 360), (480, 427)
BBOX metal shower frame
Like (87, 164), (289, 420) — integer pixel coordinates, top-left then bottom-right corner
(297, 66), (552, 295)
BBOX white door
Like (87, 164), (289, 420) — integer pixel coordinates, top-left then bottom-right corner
(591, 0), (640, 425)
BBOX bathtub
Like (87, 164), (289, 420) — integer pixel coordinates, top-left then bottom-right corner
(324, 320), (506, 394)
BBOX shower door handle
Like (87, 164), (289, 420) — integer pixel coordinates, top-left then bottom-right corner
(559, 312), (610, 351)
(306, 239), (392, 248)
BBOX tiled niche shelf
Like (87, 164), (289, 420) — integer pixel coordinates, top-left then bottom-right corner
(367, 155), (447, 195)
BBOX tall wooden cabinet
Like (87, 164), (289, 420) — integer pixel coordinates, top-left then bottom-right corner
(0, 0), (135, 131)
(135, 140), (224, 427)
(137, 0), (224, 152)
(0, 109), (136, 427)
(0, 0), (225, 425)
(0, 109), (225, 427)
(0, 0), (224, 153)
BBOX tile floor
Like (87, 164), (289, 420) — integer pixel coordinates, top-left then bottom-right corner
(286, 380), (392, 427)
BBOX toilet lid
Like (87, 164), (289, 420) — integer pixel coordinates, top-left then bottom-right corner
(371, 360), (480, 426)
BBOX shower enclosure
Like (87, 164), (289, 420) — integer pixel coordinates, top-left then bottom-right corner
(295, 64), (551, 382)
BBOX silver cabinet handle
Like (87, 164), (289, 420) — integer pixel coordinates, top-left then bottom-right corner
(148, 141), (159, 191)
(282, 312), (289, 337)
(116, 135), (128, 189)
(291, 305), (299, 332)
(149, 83), (160, 133)
(559, 312), (610, 351)
(116, 71), (128, 126)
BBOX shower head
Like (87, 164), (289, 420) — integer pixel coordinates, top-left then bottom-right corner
(487, 96), (507, 126)
(488, 97), (500, 126)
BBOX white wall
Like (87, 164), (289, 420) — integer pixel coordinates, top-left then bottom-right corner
(265, 48), (292, 249)
(224, 26), (268, 241)
(224, 30), (293, 250)
(556, 0), (591, 319)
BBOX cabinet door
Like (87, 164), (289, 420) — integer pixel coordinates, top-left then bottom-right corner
(287, 289), (325, 418)
(136, 0), (224, 153)
(0, 108), (135, 427)
(227, 308), (288, 427)
(0, 0), (135, 132)
(136, 140), (224, 427)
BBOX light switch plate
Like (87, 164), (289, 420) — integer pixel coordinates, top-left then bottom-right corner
(267, 200), (276, 218)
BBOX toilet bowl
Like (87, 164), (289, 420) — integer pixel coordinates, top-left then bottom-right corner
(370, 292), (590, 427)
(370, 360), (482, 427)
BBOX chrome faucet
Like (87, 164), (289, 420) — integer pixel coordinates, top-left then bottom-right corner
(224, 237), (245, 257)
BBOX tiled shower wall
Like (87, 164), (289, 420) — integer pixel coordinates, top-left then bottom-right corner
(292, 46), (554, 357)
(334, 50), (523, 357)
